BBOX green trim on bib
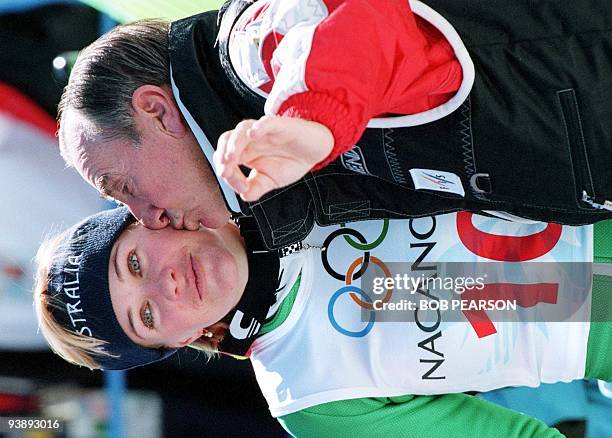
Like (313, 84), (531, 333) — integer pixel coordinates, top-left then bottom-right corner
(259, 273), (302, 336)
(584, 274), (612, 381)
(594, 220), (612, 263)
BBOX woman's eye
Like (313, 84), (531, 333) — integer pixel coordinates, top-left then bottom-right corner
(142, 303), (154, 329)
(128, 252), (141, 274)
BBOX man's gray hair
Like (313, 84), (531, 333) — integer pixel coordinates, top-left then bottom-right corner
(58, 19), (170, 151)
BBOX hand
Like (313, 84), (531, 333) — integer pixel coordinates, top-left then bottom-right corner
(214, 115), (334, 202)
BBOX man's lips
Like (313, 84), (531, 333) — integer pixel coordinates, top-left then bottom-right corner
(190, 254), (204, 302)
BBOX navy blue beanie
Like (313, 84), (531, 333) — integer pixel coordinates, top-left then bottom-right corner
(47, 207), (177, 370)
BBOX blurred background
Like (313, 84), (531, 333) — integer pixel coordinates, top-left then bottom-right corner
(0, 1), (609, 437)
(0, 1), (285, 437)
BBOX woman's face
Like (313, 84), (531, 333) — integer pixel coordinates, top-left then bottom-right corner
(108, 223), (247, 348)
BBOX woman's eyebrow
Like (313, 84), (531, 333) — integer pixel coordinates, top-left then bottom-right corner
(127, 310), (144, 341)
(113, 242), (124, 282)
(127, 311), (162, 348)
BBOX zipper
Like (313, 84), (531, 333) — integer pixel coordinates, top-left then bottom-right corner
(278, 242), (325, 258)
(582, 191), (612, 211)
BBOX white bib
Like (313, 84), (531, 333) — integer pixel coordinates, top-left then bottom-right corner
(250, 213), (593, 417)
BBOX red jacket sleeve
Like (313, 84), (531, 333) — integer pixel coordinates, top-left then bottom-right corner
(262, 0), (462, 169)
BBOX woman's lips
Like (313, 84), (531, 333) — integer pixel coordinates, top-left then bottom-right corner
(190, 254), (204, 302)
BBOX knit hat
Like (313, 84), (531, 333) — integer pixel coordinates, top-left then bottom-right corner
(46, 207), (177, 370)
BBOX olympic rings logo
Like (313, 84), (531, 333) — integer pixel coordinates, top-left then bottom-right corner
(325, 220), (393, 337)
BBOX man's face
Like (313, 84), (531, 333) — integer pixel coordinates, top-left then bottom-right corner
(63, 111), (230, 230)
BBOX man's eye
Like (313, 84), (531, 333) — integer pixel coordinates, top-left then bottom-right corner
(128, 252), (141, 274)
(121, 184), (134, 197)
(142, 302), (154, 329)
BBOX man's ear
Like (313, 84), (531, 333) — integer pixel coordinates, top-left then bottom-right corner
(132, 85), (186, 138)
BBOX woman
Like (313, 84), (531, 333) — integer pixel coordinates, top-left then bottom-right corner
(34, 207), (611, 437)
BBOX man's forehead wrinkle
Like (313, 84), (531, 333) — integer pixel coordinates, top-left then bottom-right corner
(115, 159), (130, 175)
(74, 145), (104, 186)
(61, 111), (104, 171)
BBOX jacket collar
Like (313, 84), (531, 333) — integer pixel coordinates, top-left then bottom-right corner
(218, 217), (281, 356)
(168, 7), (263, 215)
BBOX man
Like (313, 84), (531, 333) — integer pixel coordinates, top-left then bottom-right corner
(57, 19), (230, 231)
(58, 0), (612, 250)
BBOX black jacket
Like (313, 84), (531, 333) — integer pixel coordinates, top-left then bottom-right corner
(169, 0), (612, 250)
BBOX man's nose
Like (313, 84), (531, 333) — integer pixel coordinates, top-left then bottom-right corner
(131, 203), (169, 230)
(166, 212), (185, 230)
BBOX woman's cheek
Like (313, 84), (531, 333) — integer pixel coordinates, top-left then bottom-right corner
(218, 250), (239, 288)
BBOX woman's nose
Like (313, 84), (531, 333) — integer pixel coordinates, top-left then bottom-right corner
(159, 267), (179, 300)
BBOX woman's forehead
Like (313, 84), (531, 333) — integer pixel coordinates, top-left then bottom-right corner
(112, 220), (141, 249)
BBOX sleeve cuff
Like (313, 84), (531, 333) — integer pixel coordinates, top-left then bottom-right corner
(277, 92), (366, 170)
